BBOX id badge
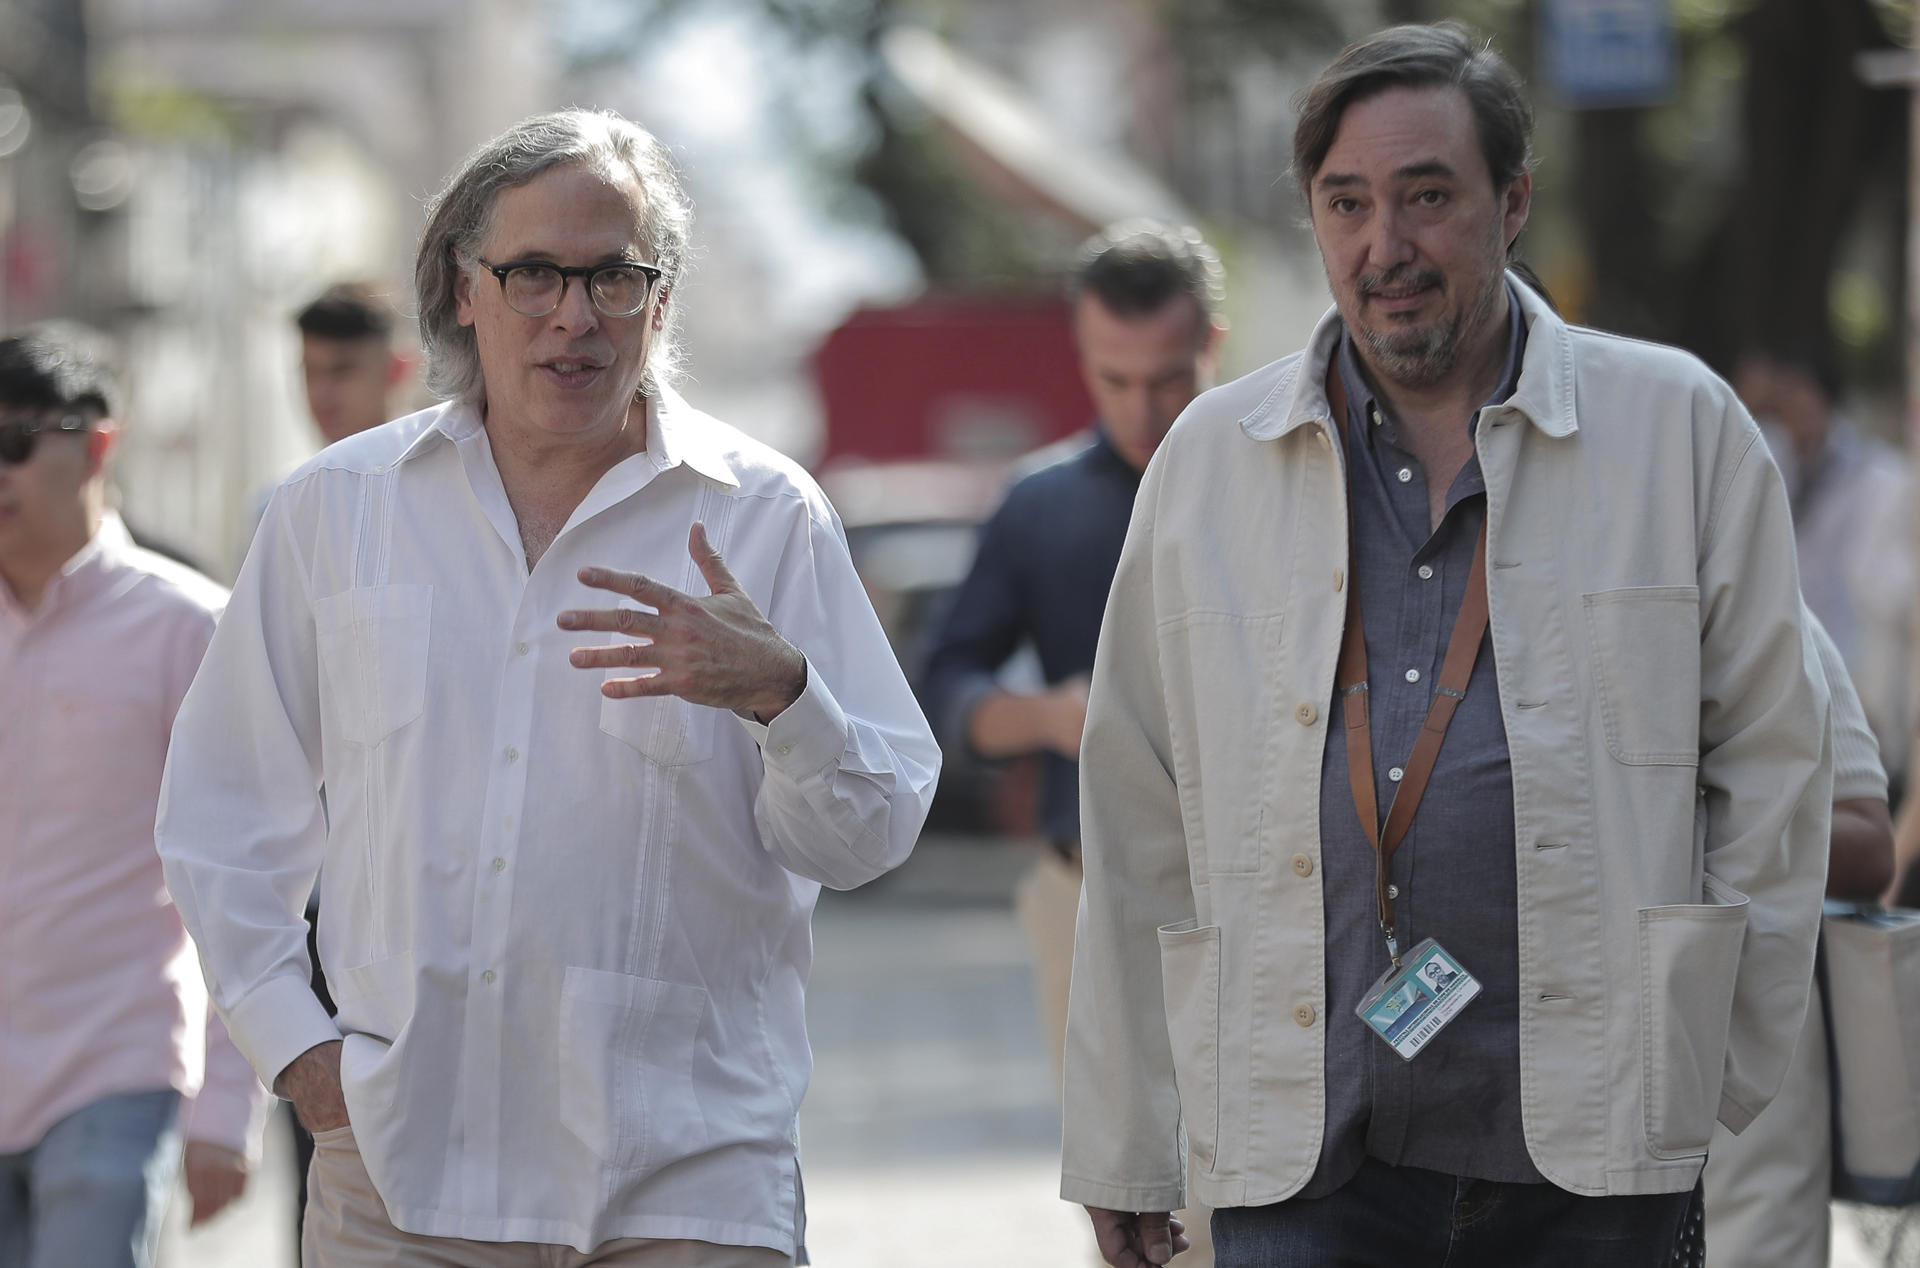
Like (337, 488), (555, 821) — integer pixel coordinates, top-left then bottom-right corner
(1354, 938), (1481, 1061)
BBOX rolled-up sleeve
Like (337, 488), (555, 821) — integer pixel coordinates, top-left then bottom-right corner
(159, 479), (338, 1089)
(736, 501), (941, 891)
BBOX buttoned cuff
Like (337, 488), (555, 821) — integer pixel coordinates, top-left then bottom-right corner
(735, 661), (849, 779)
(224, 973), (344, 1091)
(1059, 1173), (1186, 1214)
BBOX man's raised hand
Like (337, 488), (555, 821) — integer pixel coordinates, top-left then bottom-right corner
(561, 522), (807, 723)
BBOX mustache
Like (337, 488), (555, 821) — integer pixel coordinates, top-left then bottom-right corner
(1357, 267), (1443, 298)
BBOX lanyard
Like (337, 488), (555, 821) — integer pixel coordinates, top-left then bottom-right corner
(1327, 365), (1491, 968)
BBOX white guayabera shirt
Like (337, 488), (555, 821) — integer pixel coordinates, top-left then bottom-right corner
(157, 390), (940, 1256)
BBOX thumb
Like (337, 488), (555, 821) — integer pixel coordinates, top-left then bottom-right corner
(1141, 1211), (1174, 1265)
(688, 522), (738, 595)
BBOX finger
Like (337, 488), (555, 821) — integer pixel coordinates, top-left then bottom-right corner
(571, 566), (688, 611)
(688, 522), (740, 596)
(1087, 1210), (1143, 1268)
(1140, 1212), (1174, 1265)
(556, 607), (667, 637)
(601, 673), (680, 700)
(569, 643), (663, 671)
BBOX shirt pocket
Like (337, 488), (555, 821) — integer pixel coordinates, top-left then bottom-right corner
(1637, 874), (1747, 1158)
(1581, 586), (1700, 766)
(598, 691), (716, 767)
(314, 585), (433, 748)
(558, 966), (711, 1173)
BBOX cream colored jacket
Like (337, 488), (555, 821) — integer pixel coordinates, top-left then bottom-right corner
(1061, 280), (1834, 1212)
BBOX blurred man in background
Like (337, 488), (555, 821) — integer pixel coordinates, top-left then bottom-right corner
(158, 109), (937, 1266)
(295, 282), (411, 448)
(922, 219), (1226, 1265)
(0, 323), (269, 1267)
(1703, 617), (1894, 1268)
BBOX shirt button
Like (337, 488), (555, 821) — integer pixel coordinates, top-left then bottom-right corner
(482, 970), (496, 985)
(492, 857), (506, 873)
(516, 641), (530, 656)
(504, 747), (519, 763)
(1291, 853), (1313, 877)
(1397, 467), (1413, 483)
(778, 743), (791, 755)
(1417, 564), (1434, 580)
(1294, 702), (1318, 726)
(1388, 766), (1404, 783)
(1387, 883), (1401, 899)
(1370, 406), (1383, 427)
(1405, 668), (1421, 683)
(1293, 1003), (1316, 1028)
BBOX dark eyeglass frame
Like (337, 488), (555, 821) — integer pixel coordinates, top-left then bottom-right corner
(475, 257), (665, 319)
(0, 412), (93, 466)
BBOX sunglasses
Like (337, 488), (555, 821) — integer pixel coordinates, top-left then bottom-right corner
(0, 413), (93, 466)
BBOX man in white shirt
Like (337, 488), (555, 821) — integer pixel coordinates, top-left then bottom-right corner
(158, 110), (940, 1267)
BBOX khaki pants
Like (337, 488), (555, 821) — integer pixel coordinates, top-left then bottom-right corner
(302, 1125), (793, 1267)
(1702, 985), (1831, 1268)
(1016, 851), (1214, 1266)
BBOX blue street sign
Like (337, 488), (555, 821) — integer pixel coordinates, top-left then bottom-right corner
(1541, 0), (1677, 108)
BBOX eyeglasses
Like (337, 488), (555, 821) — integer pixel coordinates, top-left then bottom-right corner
(0, 413), (92, 466)
(474, 257), (664, 319)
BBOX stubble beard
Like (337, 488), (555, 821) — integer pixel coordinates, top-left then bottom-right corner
(1349, 258), (1506, 391)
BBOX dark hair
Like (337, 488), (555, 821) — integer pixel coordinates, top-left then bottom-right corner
(1292, 23), (1533, 197)
(1069, 220), (1224, 333)
(0, 322), (121, 420)
(296, 282), (396, 343)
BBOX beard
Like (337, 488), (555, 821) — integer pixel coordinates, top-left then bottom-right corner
(1350, 261), (1505, 390)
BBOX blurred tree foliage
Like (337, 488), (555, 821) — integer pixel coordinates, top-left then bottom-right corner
(569, 0), (1911, 386)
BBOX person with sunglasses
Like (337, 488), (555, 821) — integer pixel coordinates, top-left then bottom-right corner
(156, 110), (938, 1267)
(0, 322), (270, 1266)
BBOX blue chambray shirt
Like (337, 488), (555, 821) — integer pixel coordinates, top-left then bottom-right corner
(1306, 284), (1545, 1195)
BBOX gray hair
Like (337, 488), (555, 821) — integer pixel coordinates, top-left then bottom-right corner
(1068, 220), (1225, 340)
(414, 109), (693, 403)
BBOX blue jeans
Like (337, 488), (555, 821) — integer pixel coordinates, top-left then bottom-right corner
(0, 1089), (183, 1268)
(1213, 1158), (1702, 1268)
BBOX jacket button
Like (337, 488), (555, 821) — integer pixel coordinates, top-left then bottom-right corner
(1291, 853), (1313, 877)
(1294, 702), (1317, 726)
(1293, 1003), (1316, 1027)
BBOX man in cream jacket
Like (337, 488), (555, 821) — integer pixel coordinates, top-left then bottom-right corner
(1062, 24), (1832, 1268)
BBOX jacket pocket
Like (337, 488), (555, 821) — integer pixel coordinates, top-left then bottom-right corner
(598, 693), (716, 767)
(1157, 920), (1222, 1174)
(558, 966), (710, 1172)
(314, 585), (432, 748)
(1638, 875), (1748, 1157)
(1582, 586), (1700, 766)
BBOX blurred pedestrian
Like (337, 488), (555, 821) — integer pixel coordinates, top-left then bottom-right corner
(1734, 349), (1913, 801)
(296, 282), (412, 449)
(0, 323), (269, 1267)
(921, 219), (1224, 1265)
(1062, 23), (1832, 1268)
(1703, 615), (1894, 1268)
(156, 109), (938, 1267)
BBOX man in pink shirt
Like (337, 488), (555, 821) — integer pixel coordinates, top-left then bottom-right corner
(0, 324), (269, 1267)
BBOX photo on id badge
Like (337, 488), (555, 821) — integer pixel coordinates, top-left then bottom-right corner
(1357, 939), (1480, 1060)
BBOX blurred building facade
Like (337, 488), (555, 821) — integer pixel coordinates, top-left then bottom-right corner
(0, 0), (558, 576)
